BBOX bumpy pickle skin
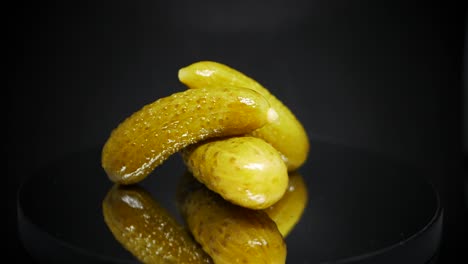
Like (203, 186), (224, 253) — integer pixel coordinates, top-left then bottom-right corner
(177, 173), (287, 264)
(178, 61), (309, 171)
(181, 136), (288, 210)
(101, 87), (274, 184)
(263, 172), (308, 237)
(102, 184), (213, 264)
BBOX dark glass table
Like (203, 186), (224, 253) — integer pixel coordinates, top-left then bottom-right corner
(17, 140), (442, 263)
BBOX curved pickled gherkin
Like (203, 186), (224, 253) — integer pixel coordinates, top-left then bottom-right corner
(102, 87), (274, 184)
(178, 61), (309, 171)
(181, 136), (288, 210)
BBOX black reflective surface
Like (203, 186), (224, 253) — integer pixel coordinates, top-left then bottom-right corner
(17, 140), (442, 263)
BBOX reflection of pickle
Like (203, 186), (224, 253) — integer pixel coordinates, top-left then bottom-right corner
(177, 172), (287, 264)
(102, 184), (213, 264)
(263, 172), (308, 237)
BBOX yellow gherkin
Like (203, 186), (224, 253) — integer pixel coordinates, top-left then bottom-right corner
(181, 136), (288, 210)
(101, 87), (273, 184)
(178, 61), (310, 171)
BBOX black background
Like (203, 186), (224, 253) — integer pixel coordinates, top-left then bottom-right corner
(9, 1), (467, 263)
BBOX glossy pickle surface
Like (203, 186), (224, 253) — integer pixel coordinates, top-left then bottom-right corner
(102, 184), (213, 264)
